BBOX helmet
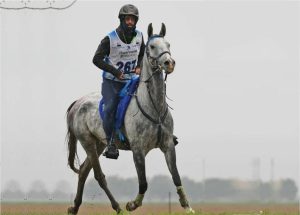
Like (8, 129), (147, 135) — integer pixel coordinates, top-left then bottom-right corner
(118, 4), (139, 21)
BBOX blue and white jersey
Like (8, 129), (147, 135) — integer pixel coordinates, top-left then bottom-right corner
(103, 30), (143, 82)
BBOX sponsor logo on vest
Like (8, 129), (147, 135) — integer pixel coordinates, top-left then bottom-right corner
(120, 50), (138, 58)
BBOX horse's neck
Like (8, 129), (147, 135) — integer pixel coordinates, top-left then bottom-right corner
(137, 58), (166, 114)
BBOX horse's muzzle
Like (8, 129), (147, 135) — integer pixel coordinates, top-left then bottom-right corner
(164, 59), (176, 74)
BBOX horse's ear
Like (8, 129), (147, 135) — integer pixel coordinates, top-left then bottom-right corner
(148, 23), (153, 38)
(159, 23), (166, 37)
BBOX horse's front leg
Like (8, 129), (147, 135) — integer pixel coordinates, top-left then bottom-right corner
(126, 149), (147, 211)
(163, 141), (195, 214)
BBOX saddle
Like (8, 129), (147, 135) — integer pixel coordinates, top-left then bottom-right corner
(99, 76), (140, 143)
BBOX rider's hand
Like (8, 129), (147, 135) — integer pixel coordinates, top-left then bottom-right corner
(135, 67), (141, 75)
(117, 71), (125, 80)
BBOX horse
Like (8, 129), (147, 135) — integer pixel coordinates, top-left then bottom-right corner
(66, 23), (195, 214)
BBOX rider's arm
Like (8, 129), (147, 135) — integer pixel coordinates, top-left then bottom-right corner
(93, 36), (122, 78)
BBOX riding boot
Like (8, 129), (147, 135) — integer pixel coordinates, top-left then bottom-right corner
(103, 135), (119, 159)
(173, 135), (179, 146)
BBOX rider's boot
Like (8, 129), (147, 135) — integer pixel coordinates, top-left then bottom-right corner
(103, 134), (119, 159)
(173, 135), (179, 146)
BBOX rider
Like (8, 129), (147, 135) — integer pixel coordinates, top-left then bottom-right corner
(93, 4), (145, 159)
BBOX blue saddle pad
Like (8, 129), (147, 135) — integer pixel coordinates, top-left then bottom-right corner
(99, 76), (140, 142)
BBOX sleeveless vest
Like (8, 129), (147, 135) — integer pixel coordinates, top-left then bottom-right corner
(103, 30), (142, 82)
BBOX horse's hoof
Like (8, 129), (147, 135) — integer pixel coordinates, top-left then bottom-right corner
(117, 208), (124, 214)
(185, 207), (195, 214)
(126, 201), (139, 211)
(67, 206), (78, 215)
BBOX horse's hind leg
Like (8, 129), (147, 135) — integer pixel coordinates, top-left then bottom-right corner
(86, 143), (122, 214)
(126, 150), (147, 211)
(67, 158), (91, 214)
(163, 143), (195, 214)
(68, 144), (105, 215)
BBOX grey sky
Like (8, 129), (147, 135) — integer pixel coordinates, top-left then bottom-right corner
(1, 1), (299, 192)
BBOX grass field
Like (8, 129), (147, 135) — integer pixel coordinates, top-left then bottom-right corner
(1, 202), (299, 215)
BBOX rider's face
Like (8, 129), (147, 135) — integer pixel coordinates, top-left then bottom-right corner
(124, 15), (136, 27)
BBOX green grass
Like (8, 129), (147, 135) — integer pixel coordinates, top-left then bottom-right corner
(1, 202), (298, 215)
(1, 212), (299, 215)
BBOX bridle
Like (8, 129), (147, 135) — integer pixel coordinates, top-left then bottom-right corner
(145, 35), (171, 75)
(135, 35), (172, 146)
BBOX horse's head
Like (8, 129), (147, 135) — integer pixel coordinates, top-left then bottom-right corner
(146, 23), (175, 74)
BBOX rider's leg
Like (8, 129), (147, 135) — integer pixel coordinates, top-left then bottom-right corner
(101, 78), (126, 159)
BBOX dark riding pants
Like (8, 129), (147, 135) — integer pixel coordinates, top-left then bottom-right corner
(101, 78), (126, 141)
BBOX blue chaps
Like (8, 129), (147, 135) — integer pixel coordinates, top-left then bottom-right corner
(101, 78), (126, 141)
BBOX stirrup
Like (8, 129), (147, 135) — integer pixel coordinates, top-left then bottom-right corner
(103, 140), (119, 159)
(103, 149), (119, 159)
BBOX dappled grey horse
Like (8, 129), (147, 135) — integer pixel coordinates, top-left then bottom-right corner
(66, 23), (195, 214)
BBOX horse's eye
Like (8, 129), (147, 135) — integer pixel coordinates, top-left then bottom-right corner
(166, 42), (170, 48)
(150, 45), (155, 50)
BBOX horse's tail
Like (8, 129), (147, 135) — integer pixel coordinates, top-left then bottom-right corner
(66, 101), (80, 174)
